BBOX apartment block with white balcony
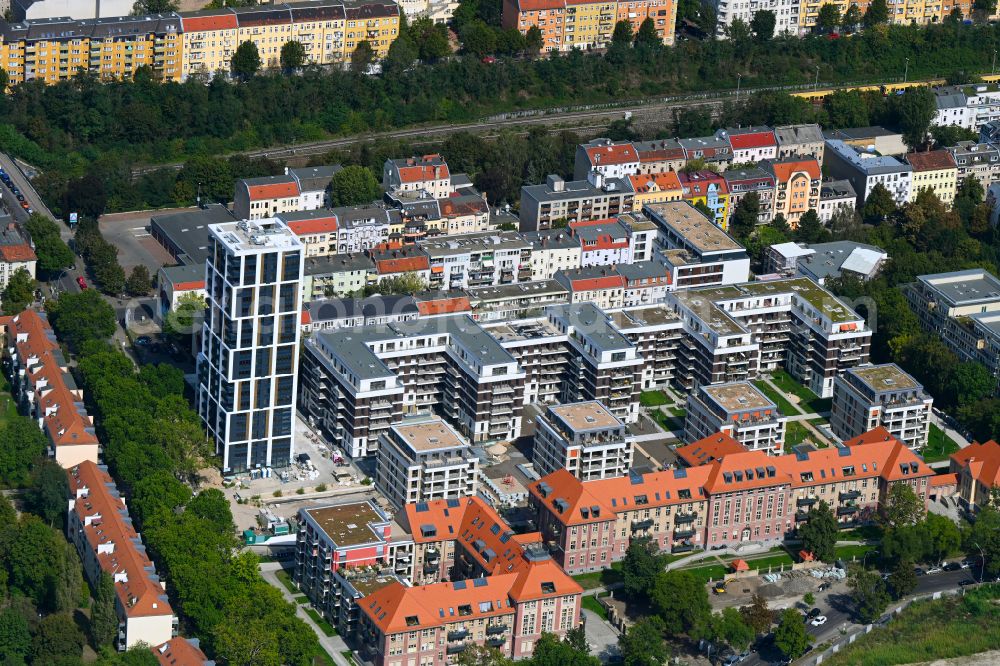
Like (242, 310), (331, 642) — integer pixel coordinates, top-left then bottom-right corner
(830, 364), (933, 451)
(533, 401), (634, 481)
(375, 417), (479, 510)
(684, 382), (787, 455)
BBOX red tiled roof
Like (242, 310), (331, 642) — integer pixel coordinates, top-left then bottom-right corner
(930, 473), (958, 488)
(728, 131), (777, 150)
(629, 172), (683, 194)
(67, 462), (174, 620)
(171, 280), (205, 292)
(376, 255), (430, 274)
(181, 14), (238, 32)
(0, 244), (36, 263)
(301, 309), (312, 326)
(518, 0), (565, 10)
(287, 215), (338, 236)
(905, 150), (957, 172)
(571, 275), (626, 291)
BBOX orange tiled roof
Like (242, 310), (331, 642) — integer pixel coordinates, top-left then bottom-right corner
(571, 275), (626, 291)
(287, 215), (338, 236)
(930, 473), (958, 488)
(8, 310), (98, 452)
(518, 0), (565, 10)
(728, 130), (777, 150)
(416, 296), (471, 316)
(396, 155), (450, 184)
(0, 244), (36, 263)
(585, 143), (639, 166)
(152, 637), (210, 666)
(768, 159), (821, 182)
(67, 462), (174, 620)
(181, 14), (238, 32)
(376, 255), (430, 274)
(246, 181), (299, 201)
(629, 172), (682, 194)
(675, 432), (748, 467)
(951, 440), (1000, 488)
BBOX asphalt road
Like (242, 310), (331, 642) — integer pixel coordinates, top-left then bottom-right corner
(736, 568), (977, 666)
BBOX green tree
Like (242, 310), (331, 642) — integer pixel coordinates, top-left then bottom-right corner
(89, 572), (118, 649)
(750, 10), (776, 40)
(966, 494), (1000, 578)
(564, 625), (589, 654)
(529, 632), (600, 666)
(456, 645), (514, 666)
(931, 124), (978, 148)
(461, 20), (497, 58)
(863, 183), (897, 224)
(231, 40), (261, 79)
(132, 0), (179, 12)
(848, 565), (890, 623)
(366, 272), (427, 296)
(740, 593), (774, 635)
(2, 267), (36, 314)
(27, 459), (69, 528)
(816, 3), (841, 31)
(25, 214), (75, 277)
(410, 18), (451, 60)
(803, 592), (816, 606)
(125, 264), (151, 297)
(921, 513), (961, 564)
(773, 608), (810, 659)
(891, 88), (937, 150)
(799, 501), (838, 562)
(954, 174), (985, 224)
(45, 289), (117, 352)
(651, 570), (711, 637)
(710, 607), (754, 652)
(621, 537), (666, 601)
(164, 291), (207, 340)
(612, 20), (633, 47)
(30, 613), (84, 664)
(793, 209), (829, 243)
(619, 617), (669, 666)
(63, 174), (107, 220)
(280, 40), (307, 71)
(973, 0), (997, 21)
(525, 25), (543, 53)
(863, 0), (889, 26)
(329, 165), (381, 206)
(879, 483), (924, 531)
(0, 415), (48, 486)
(841, 4), (862, 30)
(887, 559), (917, 599)
(634, 17), (660, 46)
(0, 606), (31, 664)
(729, 192), (760, 241)
(384, 33), (417, 74)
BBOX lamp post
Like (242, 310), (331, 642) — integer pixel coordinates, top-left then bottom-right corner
(904, 57), (910, 84)
(736, 73), (742, 103)
(974, 542), (986, 583)
(993, 50), (997, 76)
(814, 65), (820, 91)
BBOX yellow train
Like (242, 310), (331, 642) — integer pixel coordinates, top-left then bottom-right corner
(791, 73), (1000, 102)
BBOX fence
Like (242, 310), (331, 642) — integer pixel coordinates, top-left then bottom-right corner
(806, 588), (964, 665)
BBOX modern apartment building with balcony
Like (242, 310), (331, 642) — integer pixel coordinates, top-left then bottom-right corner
(519, 172), (634, 231)
(375, 417), (480, 510)
(831, 364), (933, 450)
(684, 382), (787, 455)
(420, 231), (532, 290)
(533, 401), (634, 481)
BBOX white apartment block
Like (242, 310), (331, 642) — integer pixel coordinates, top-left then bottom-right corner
(334, 206), (394, 254)
(196, 219), (303, 472)
(824, 140), (913, 207)
(375, 417), (479, 510)
(420, 231), (532, 290)
(684, 381), (787, 455)
(574, 139), (642, 180)
(533, 401), (634, 481)
(524, 229), (583, 281)
(831, 364), (933, 450)
(711, 0), (800, 38)
(817, 179), (857, 223)
(286, 165), (340, 211)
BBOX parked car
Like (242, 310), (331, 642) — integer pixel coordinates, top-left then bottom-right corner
(926, 566), (943, 574)
(960, 559), (974, 569)
(76, 276), (87, 290)
(914, 567), (926, 576)
(944, 562), (962, 572)
(959, 579), (977, 587)
(806, 608), (822, 619)
(134, 336), (152, 346)
(810, 616), (828, 627)
(818, 582), (832, 591)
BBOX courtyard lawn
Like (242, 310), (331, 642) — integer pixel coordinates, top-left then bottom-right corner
(922, 424), (960, 463)
(753, 380), (801, 416)
(640, 390), (669, 407)
(834, 544), (878, 562)
(770, 370), (833, 414)
(572, 563), (623, 590)
(651, 409), (684, 434)
(581, 595), (609, 620)
(304, 608), (337, 637)
(784, 422), (811, 452)
(275, 568), (298, 595)
(683, 564), (728, 585)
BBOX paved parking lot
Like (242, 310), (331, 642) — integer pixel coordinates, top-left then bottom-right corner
(99, 209), (190, 272)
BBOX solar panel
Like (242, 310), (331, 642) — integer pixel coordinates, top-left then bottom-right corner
(416, 502), (429, 513)
(453, 580), (467, 590)
(473, 578), (488, 588)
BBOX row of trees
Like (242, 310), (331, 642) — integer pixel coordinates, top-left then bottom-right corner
(41, 288), (320, 664)
(4, 18), (997, 214)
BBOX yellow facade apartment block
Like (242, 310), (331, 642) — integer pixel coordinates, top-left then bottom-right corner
(0, 0), (398, 86)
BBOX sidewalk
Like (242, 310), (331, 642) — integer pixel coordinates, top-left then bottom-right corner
(259, 561), (355, 666)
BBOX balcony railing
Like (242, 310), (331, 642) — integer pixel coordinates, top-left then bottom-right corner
(448, 629), (468, 641)
(486, 624), (508, 635)
(839, 490), (862, 501)
(631, 519), (654, 532)
(837, 505), (859, 515)
(674, 512), (697, 524)
(797, 497), (817, 507)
